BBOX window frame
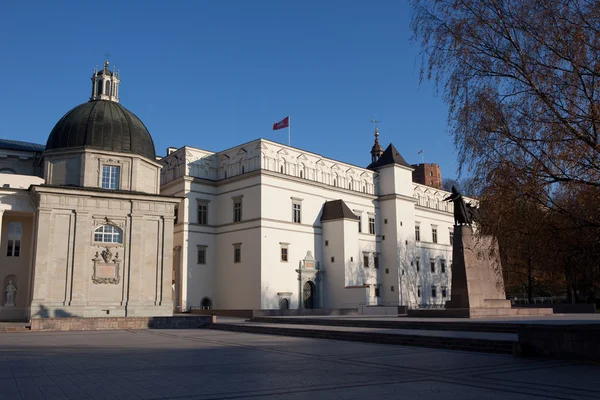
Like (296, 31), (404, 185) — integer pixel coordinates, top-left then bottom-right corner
(101, 164), (121, 190)
(6, 222), (23, 257)
(373, 253), (379, 269)
(197, 246), (207, 265)
(415, 224), (421, 241)
(197, 200), (209, 225)
(233, 243), (242, 263)
(368, 216), (375, 235)
(93, 224), (123, 244)
(232, 196), (243, 223)
(432, 226), (438, 243)
(363, 253), (369, 268)
(292, 202), (301, 223)
(430, 259), (436, 273)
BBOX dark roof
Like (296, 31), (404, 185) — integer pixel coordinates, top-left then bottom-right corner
(367, 143), (411, 170)
(96, 69), (113, 76)
(0, 139), (45, 152)
(45, 100), (156, 161)
(320, 200), (359, 222)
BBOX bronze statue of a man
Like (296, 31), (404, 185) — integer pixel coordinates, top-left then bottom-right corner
(443, 186), (477, 225)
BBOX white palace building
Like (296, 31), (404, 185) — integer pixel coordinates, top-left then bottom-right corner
(0, 62), (458, 320)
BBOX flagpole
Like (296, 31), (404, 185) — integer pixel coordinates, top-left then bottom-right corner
(288, 116), (291, 146)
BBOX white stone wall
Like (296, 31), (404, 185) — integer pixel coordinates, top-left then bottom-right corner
(161, 138), (460, 311)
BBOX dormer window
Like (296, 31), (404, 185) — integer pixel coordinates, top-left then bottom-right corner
(101, 165), (120, 189)
(94, 225), (123, 243)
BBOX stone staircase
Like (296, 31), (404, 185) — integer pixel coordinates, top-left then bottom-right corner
(209, 318), (518, 355)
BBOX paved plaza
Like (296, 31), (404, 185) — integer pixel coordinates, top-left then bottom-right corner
(0, 329), (599, 400)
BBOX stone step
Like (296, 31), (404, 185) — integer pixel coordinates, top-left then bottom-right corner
(249, 317), (522, 333)
(0, 323), (31, 333)
(210, 323), (516, 355)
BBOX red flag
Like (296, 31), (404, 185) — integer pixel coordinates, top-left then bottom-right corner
(273, 116), (290, 130)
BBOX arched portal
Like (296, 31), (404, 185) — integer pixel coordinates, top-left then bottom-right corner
(303, 281), (315, 309)
(201, 297), (212, 310)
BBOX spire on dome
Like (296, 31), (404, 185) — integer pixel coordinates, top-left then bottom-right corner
(90, 58), (120, 103)
(370, 123), (384, 163)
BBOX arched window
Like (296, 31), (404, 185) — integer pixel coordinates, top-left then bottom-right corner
(348, 182), (352, 190)
(97, 79), (103, 95)
(241, 165), (245, 174)
(94, 225), (122, 243)
(105, 81), (111, 96)
(333, 179), (337, 187)
(280, 166), (284, 174)
(300, 170), (303, 178)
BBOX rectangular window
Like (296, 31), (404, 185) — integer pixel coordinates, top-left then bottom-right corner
(441, 260), (446, 273)
(415, 225), (421, 241)
(368, 217), (375, 234)
(174, 206), (179, 224)
(391, 285), (395, 292)
(233, 244), (241, 263)
(357, 214), (362, 233)
(432, 226), (438, 243)
(197, 202), (208, 225)
(281, 247), (288, 262)
(374, 254), (379, 269)
(442, 286), (447, 298)
(197, 247), (206, 265)
(449, 231), (454, 246)
(233, 201), (242, 222)
(292, 203), (301, 223)
(431, 286), (437, 298)
(363, 254), (369, 268)
(374, 285), (381, 298)
(416, 259), (420, 272)
(6, 222), (23, 257)
(101, 165), (120, 189)
(430, 260), (436, 273)
(418, 287), (421, 297)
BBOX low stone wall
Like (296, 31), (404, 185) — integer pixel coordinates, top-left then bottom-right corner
(518, 324), (600, 361)
(513, 304), (596, 314)
(30, 315), (213, 331)
(189, 309), (255, 318)
(360, 305), (407, 315)
(189, 308), (360, 318)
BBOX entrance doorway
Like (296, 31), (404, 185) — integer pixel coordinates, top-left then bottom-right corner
(201, 297), (212, 310)
(303, 281), (315, 309)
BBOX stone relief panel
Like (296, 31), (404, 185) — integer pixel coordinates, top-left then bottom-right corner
(92, 247), (122, 284)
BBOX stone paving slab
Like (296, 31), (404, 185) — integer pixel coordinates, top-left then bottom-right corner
(0, 329), (599, 399)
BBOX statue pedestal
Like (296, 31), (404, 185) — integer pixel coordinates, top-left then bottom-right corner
(445, 225), (509, 310)
(444, 226), (552, 318)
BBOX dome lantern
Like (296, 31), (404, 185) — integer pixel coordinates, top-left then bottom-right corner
(91, 59), (120, 103)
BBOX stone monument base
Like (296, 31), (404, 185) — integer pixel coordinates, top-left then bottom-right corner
(434, 225), (552, 318)
(407, 307), (553, 318)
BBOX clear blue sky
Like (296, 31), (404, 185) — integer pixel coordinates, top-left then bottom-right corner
(0, 1), (460, 179)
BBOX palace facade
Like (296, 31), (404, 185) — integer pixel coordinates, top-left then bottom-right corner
(0, 62), (459, 320)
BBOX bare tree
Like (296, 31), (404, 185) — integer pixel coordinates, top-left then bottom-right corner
(411, 0), (600, 225)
